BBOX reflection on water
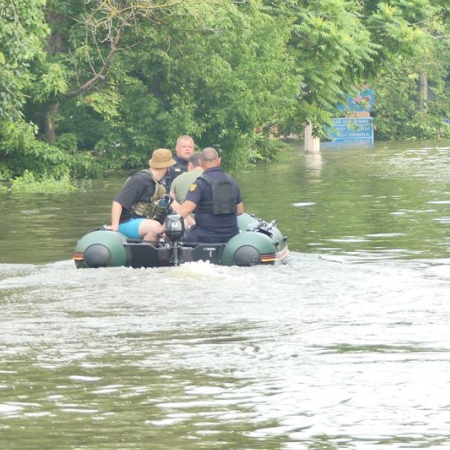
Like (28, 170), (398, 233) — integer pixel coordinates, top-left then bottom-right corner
(1, 140), (450, 449)
(303, 151), (323, 177)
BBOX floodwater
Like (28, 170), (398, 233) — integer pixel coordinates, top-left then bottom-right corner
(0, 140), (449, 449)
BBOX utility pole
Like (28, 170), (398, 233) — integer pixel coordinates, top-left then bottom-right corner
(304, 123), (320, 154)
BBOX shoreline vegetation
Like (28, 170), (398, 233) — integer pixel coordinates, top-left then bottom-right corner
(2, 1), (450, 189)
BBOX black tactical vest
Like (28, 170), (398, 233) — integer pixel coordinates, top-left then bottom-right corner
(196, 173), (237, 215)
(128, 170), (166, 218)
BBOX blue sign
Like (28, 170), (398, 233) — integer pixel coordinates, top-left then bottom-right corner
(327, 118), (374, 144)
(337, 89), (374, 112)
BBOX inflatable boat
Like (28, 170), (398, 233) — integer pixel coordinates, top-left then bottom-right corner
(73, 213), (289, 268)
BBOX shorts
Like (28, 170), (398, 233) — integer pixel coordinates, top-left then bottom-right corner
(118, 218), (145, 239)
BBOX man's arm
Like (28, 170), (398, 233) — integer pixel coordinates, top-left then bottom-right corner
(169, 191), (182, 211)
(237, 202), (244, 215)
(110, 201), (123, 231)
(175, 200), (196, 219)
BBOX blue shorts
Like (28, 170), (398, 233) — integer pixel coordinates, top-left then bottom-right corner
(118, 218), (145, 239)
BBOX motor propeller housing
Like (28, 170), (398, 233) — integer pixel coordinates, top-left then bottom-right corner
(165, 214), (185, 243)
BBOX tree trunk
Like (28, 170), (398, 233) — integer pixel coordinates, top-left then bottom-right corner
(419, 72), (428, 111)
(44, 103), (59, 144)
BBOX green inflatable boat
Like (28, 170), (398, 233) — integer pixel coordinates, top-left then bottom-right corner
(74, 213), (289, 268)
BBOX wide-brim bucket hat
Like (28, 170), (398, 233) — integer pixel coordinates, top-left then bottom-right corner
(149, 149), (176, 169)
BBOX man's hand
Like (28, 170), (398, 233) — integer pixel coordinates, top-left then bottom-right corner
(104, 225), (118, 232)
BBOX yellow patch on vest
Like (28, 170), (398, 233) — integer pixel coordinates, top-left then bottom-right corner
(189, 183), (198, 192)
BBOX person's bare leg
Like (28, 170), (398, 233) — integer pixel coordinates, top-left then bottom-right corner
(139, 219), (163, 241)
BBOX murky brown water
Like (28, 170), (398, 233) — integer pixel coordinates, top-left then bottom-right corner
(1, 140), (450, 449)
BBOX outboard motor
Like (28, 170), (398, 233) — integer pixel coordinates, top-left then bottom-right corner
(164, 214), (185, 266)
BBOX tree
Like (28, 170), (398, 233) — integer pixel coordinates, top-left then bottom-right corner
(263, 0), (378, 136)
(363, 0), (450, 139)
(0, 0), (48, 122)
(0, 0), (102, 179)
(3, 0), (450, 182)
(24, 0), (299, 172)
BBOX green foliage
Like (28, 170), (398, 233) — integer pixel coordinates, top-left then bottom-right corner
(2, 0), (450, 185)
(32, 0), (300, 172)
(32, 63), (69, 102)
(366, 1), (450, 140)
(0, 117), (103, 179)
(266, 0), (379, 135)
(365, 0), (444, 62)
(248, 134), (292, 165)
(102, 0), (300, 168)
(0, 0), (48, 121)
(373, 60), (450, 140)
(8, 170), (76, 193)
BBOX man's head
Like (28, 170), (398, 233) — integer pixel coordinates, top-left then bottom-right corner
(149, 149), (176, 178)
(199, 147), (221, 169)
(187, 153), (202, 171)
(175, 135), (195, 161)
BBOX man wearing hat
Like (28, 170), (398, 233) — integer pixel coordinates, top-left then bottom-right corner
(107, 148), (176, 241)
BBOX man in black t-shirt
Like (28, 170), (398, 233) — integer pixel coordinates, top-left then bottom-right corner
(106, 149), (176, 241)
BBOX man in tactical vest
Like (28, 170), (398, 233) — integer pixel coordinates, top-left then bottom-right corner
(161, 135), (195, 192)
(175, 147), (244, 243)
(107, 148), (176, 241)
